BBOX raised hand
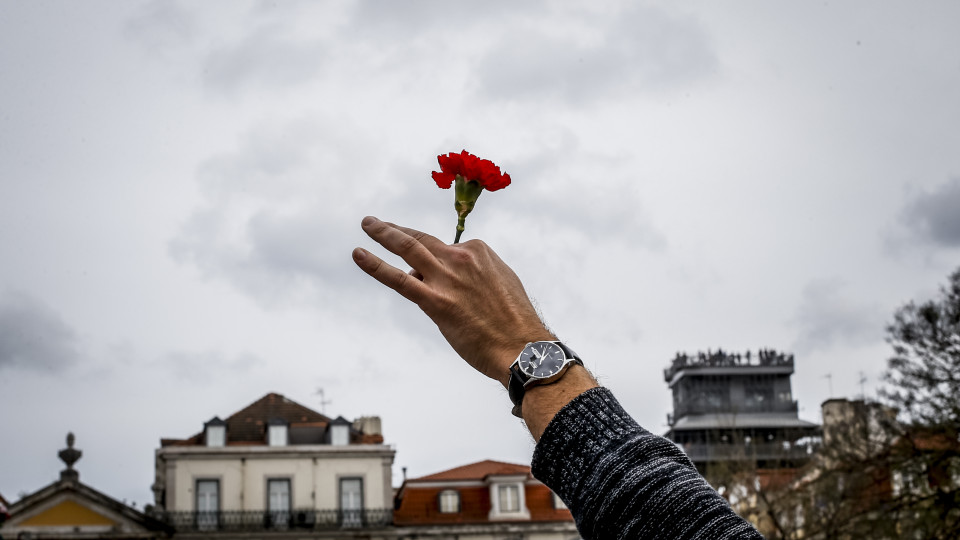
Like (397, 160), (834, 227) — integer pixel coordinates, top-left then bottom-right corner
(352, 216), (554, 387)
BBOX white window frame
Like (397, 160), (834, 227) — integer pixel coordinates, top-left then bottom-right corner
(195, 478), (220, 531)
(340, 476), (364, 528)
(487, 476), (530, 520)
(331, 424), (349, 446)
(267, 478), (292, 530)
(268, 424), (288, 447)
(205, 425), (225, 447)
(499, 484), (520, 512)
(438, 489), (460, 513)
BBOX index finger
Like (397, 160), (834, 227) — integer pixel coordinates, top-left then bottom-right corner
(386, 223), (447, 252)
(361, 216), (442, 274)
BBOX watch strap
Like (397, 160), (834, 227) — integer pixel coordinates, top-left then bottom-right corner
(508, 365), (527, 418)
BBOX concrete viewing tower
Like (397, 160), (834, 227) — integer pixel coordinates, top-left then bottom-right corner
(663, 349), (820, 474)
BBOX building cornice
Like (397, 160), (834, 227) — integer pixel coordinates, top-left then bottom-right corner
(156, 444), (394, 461)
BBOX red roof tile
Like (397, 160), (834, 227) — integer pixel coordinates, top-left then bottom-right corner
(411, 460), (532, 482)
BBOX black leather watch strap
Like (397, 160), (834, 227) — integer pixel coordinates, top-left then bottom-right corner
(508, 365), (528, 418)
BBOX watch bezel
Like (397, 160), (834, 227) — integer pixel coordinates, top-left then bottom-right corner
(516, 341), (568, 380)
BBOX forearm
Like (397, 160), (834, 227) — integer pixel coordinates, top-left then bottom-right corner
(517, 364), (598, 441)
(532, 388), (763, 540)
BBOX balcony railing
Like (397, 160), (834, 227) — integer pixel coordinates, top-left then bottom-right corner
(664, 349), (795, 381)
(677, 441), (820, 462)
(668, 400), (800, 424)
(159, 509), (392, 532)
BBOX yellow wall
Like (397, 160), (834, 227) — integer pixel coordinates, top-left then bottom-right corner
(19, 499), (116, 527)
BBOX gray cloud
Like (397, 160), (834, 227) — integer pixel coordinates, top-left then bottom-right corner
(791, 279), (885, 354)
(347, 0), (536, 35)
(482, 136), (666, 252)
(169, 115), (436, 308)
(202, 31), (328, 93)
(0, 291), (79, 372)
(475, 4), (717, 104)
(901, 177), (960, 248)
(123, 0), (197, 54)
(160, 350), (264, 382)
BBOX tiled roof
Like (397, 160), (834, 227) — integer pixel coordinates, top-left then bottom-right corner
(162, 392), (335, 447)
(225, 393), (332, 443)
(411, 460), (532, 482)
(395, 460), (573, 526)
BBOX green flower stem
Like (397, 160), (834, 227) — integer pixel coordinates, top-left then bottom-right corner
(452, 176), (484, 244)
(454, 219), (465, 244)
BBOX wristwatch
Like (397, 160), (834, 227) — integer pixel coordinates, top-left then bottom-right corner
(508, 341), (582, 418)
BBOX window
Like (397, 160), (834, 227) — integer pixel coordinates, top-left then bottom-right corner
(340, 477), (363, 527)
(331, 424), (349, 446)
(206, 425), (225, 447)
(204, 417), (226, 447)
(268, 423), (288, 446)
(438, 489), (460, 513)
(488, 479), (529, 519)
(195, 479), (219, 531)
(552, 491), (567, 510)
(267, 479), (291, 529)
(744, 375), (775, 410)
(498, 484), (520, 512)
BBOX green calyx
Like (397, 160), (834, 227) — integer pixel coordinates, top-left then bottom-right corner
(453, 175), (484, 244)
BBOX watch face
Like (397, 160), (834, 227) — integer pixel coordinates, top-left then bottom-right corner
(517, 342), (566, 379)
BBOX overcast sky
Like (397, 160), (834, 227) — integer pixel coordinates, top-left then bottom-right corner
(1, 0), (959, 508)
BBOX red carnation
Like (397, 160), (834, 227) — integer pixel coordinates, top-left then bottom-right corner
(431, 150), (511, 243)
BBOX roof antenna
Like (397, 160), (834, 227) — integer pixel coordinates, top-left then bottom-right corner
(315, 387), (332, 415)
(858, 372), (867, 400)
(822, 373), (833, 397)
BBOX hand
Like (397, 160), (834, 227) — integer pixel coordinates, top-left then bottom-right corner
(353, 216), (554, 387)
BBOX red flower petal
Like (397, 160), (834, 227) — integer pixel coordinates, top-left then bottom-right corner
(485, 172), (511, 191)
(437, 152), (464, 176)
(432, 150), (511, 191)
(432, 171), (455, 189)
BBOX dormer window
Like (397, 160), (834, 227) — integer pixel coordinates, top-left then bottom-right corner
(268, 419), (288, 447)
(487, 475), (530, 520)
(438, 489), (460, 513)
(204, 417), (226, 448)
(498, 484), (520, 512)
(329, 416), (351, 446)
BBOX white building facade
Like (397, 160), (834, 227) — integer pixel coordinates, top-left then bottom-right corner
(152, 393), (395, 538)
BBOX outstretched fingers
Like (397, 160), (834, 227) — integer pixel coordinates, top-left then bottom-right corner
(361, 216), (442, 275)
(388, 223), (447, 253)
(353, 247), (430, 304)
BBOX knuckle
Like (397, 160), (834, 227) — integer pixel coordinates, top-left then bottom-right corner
(397, 234), (418, 253)
(465, 239), (488, 250)
(449, 247), (473, 265)
(392, 269), (409, 290)
(411, 230), (428, 242)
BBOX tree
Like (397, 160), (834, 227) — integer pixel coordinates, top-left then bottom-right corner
(754, 268), (960, 539)
(883, 267), (960, 434)
(877, 267), (960, 539)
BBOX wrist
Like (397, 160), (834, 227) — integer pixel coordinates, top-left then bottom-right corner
(522, 364), (598, 440)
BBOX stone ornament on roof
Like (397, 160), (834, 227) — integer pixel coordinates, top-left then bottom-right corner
(58, 432), (82, 482)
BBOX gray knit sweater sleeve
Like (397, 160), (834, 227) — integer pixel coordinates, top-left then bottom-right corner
(531, 387), (764, 539)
